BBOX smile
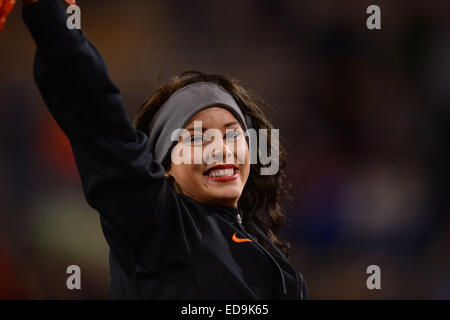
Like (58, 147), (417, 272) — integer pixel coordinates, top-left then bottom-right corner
(203, 165), (239, 182)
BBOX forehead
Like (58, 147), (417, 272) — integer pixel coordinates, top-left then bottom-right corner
(184, 106), (240, 128)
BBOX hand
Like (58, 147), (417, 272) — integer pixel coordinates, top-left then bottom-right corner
(0, 0), (76, 31)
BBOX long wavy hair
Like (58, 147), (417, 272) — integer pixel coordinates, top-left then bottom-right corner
(133, 71), (293, 258)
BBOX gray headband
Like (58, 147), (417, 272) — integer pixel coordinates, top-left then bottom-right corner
(148, 82), (252, 163)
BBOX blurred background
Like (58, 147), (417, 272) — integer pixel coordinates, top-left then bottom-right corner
(0, 0), (449, 299)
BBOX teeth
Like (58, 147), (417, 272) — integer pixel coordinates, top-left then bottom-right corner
(208, 168), (235, 177)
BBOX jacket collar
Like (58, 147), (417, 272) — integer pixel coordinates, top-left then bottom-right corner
(177, 193), (243, 223)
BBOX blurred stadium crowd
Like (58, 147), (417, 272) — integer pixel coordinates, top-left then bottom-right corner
(0, 0), (449, 299)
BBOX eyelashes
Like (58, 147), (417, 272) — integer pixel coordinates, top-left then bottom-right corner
(182, 129), (243, 145)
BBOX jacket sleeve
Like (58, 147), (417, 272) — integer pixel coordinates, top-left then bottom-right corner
(22, 0), (194, 276)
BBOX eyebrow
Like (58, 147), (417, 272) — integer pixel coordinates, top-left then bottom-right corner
(185, 121), (241, 132)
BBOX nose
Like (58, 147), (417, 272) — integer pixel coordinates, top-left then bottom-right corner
(207, 137), (234, 164)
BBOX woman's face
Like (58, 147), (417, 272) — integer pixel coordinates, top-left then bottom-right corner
(166, 106), (250, 208)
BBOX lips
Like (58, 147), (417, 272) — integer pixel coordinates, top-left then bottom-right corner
(203, 164), (239, 182)
(203, 164), (238, 175)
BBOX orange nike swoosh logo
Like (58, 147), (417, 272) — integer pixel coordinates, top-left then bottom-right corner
(232, 232), (253, 243)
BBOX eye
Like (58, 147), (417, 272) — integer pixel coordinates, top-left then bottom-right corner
(225, 129), (241, 140)
(190, 135), (203, 142)
(184, 134), (208, 145)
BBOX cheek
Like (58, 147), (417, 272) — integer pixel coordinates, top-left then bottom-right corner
(178, 165), (205, 190)
(235, 138), (249, 165)
(237, 153), (251, 185)
(243, 143), (251, 175)
(172, 142), (204, 165)
(181, 165), (203, 181)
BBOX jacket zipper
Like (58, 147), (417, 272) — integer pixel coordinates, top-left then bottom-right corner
(246, 222), (304, 299)
(228, 207), (288, 296)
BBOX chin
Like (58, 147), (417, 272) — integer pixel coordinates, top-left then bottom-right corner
(209, 188), (242, 206)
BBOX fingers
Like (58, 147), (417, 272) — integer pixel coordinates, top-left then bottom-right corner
(0, 0), (17, 31)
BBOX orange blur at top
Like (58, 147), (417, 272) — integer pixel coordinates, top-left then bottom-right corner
(0, 0), (76, 31)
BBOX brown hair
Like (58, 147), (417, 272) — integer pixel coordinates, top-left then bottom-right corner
(133, 71), (293, 258)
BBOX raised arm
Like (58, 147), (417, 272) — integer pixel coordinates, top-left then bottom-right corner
(21, 0), (191, 275)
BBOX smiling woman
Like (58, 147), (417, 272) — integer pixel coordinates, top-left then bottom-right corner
(19, 0), (307, 299)
(166, 106), (251, 208)
(135, 72), (292, 258)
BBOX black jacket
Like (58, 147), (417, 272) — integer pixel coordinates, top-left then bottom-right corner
(23, 0), (307, 300)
